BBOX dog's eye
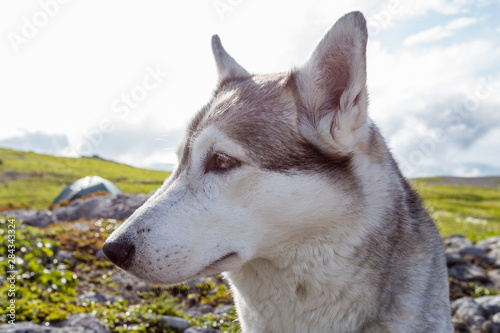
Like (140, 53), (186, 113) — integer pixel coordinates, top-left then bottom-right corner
(215, 153), (237, 170)
(206, 153), (239, 173)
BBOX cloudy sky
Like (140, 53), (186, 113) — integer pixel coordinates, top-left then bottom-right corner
(1, 0), (499, 177)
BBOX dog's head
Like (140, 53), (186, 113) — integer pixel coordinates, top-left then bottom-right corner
(103, 11), (374, 284)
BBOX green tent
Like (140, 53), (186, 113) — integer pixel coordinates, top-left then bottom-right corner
(53, 175), (123, 204)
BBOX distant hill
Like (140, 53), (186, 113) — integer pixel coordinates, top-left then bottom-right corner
(0, 148), (170, 210)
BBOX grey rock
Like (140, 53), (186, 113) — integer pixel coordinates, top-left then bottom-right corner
(71, 223), (90, 231)
(54, 314), (109, 332)
(444, 235), (474, 252)
(481, 320), (500, 333)
(0, 322), (57, 332)
(488, 249), (500, 266)
(55, 250), (76, 264)
(110, 270), (152, 293)
(446, 252), (468, 266)
(0, 315), (109, 333)
(492, 312), (500, 323)
(451, 297), (486, 327)
(184, 326), (220, 333)
(445, 238), (494, 268)
(448, 264), (491, 284)
(77, 291), (117, 304)
(460, 246), (495, 264)
(158, 316), (189, 330)
(476, 238), (500, 254)
(451, 321), (469, 333)
(488, 269), (500, 290)
(2, 209), (56, 227)
(199, 304), (213, 314)
(184, 309), (202, 318)
(2, 194), (150, 228)
(214, 305), (234, 315)
(54, 194), (149, 222)
(476, 296), (500, 316)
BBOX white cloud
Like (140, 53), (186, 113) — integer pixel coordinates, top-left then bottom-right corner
(367, 36), (500, 176)
(446, 17), (478, 30)
(403, 25), (454, 46)
(364, 0), (478, 37)
(403, 16), (478, 46)
(405, 0), (470, 15)
(372, 0), (476, 26)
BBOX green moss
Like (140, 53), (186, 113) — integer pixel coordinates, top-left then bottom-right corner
(470, 284), (499, 298)
(188, 307), (240, 332)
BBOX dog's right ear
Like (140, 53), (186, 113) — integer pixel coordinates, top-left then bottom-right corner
(294, 11), (369, 154)
(211, 35), (251, 83)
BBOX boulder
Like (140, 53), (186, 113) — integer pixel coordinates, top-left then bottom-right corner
(184, 326), (220, 333)
(53, 314), (110, 332)
(2, 209), (56, 227)
(158, 315), (190, 330)
(54, 194), (149, 222)
(451, 297), (486, 327)
(2, 194), (150, 227)
(78, 291), (117, 304)
(448, 264), (491, 285)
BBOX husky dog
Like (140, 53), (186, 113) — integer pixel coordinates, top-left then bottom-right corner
(103, 11), (453, 332)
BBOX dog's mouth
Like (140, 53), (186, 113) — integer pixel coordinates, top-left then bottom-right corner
(201, 251), (238, 273)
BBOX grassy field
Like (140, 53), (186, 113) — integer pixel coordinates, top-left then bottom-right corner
(0, 148), (170, 210)
(412, 179), (500, 242)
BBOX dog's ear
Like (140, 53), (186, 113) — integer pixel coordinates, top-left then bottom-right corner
(294, 11), (369, 154)
(211, 35), (251, 82)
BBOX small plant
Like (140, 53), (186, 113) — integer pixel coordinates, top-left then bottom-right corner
(189, 307), (240, 332)
(470, 284), (499, 298)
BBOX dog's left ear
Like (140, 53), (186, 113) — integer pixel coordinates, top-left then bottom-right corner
(294, 11), (369, 154)
(212, 35), (251, 83)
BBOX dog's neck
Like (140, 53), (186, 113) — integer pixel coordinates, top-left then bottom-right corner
(224, 228), (382, 333)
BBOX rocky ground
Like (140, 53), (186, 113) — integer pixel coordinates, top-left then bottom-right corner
(2, 193), (150, 227)
(2, 195), (500, 332)
(446, 234), (500, 332)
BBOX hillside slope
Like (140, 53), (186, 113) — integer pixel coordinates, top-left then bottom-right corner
(0, 148), (170, 210)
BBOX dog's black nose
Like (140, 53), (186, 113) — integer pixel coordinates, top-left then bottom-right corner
(102, 238), (135, 269)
